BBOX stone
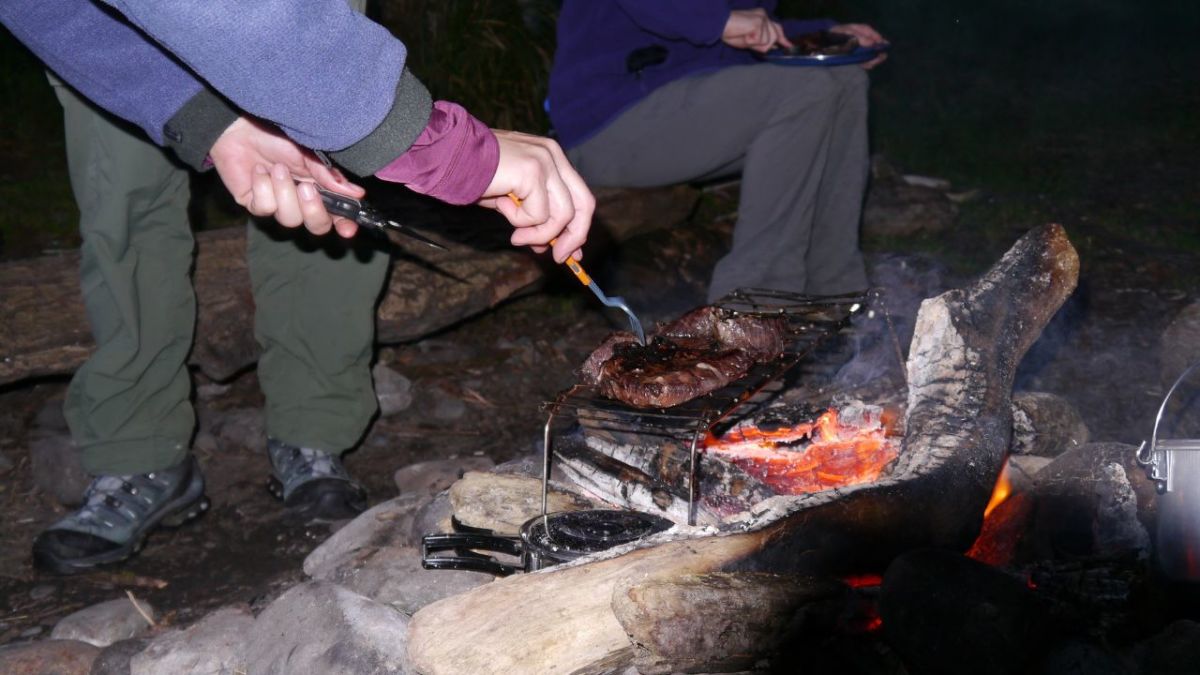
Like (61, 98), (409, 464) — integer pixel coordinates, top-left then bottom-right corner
(373, 363), (413, 417)
(244, 581), (412, 674)
(30, 584), (57, 601)
(1130, 620), (1200, 675)
(1011, 391), (1090, 457)
(304, 494), (429, 579)
(29, 430), (90, 506)
(129, 605), (253, 675)
(50, 598), (155, 648)
(207, 407), (265, 451)
(409, 491), (453, 545)
(1028, 443), (1154, 561)
(880, 549), (1059, 675)
(0, 639), (98, 675)
(1160, 301), (1200, 396)
(429, 389), (467, 421)
(0, 448), (12, 474)
(34, 396), (69, 430)
(392, 456), (495, 498)
(447, 471), (595, 534)
(317, 545), (492, 615)
(862, 155), (957, 238)
(88, 637), (151, 675)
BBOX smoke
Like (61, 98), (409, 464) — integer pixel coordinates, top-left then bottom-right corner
(834, 253), (952, 389)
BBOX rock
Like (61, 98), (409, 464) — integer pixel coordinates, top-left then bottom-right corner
(392, 456), (495, 497)
(29, 430), (90, 506)
(1028, 443), (1154, 560)
(1007, 455), (1053, 494)
(244, 581), (412, 674)
(304, 494), (429, 579)
(34, 396), (69, 430)
(88, 637), (150, 675)
(30, 584), (57, 601)
(1033, 639), (1132, 675)
(317, 545), (492, 615)
(862, 155), (957, 238)
(1130, 620), (1200, 675)
(208, 407), (265, 451)
(410, 491), (453, 545)
(373, 363), (413, 417)
(0, 639), (99, 674)
(429, 388), (467, 421)
(1011, 391), (1090, 457)
(1160, 301), (1200, 395)
(880, 549), (1060, 675)
(50, 598), (155, 648)
(448, 471), (595, 534)
(591, 185), (700, 242)
(129, 605), (253, 675)
(0, 448), (12, 474)
(194, 381), (231, 401)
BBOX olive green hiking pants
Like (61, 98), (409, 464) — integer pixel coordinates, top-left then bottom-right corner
(53, 82), (387, 476)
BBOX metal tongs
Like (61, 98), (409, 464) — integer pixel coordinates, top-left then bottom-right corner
(316, 185), (447, 251)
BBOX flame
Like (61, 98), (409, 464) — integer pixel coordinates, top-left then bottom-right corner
(982, 461), (1012, 519)
(706, 407), (900, 495)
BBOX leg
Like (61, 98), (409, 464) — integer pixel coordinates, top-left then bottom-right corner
(567, 63), (869, 301)
(35, 80), (206, 574)
(54, 80), (196, 476)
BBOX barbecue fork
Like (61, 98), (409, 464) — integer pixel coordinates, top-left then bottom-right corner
(508, 194), (647, 344)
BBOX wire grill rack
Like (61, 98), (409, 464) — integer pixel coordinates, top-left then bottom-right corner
(538, 289), (868, 524)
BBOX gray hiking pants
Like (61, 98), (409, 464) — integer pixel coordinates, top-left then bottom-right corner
(52, 75), (386, 476)
(567, 63), (870, 301)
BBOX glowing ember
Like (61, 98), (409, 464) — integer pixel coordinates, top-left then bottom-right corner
(705, 405), (900, 495)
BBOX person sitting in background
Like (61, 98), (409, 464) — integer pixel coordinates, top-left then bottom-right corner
(1, 0), (593, 574)
(548, 0), (885, 302)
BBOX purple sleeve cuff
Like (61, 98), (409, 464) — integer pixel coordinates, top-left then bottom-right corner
(374, 100), (499, 205)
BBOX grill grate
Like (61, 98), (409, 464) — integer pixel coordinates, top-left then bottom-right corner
(539, 289), (869, 524)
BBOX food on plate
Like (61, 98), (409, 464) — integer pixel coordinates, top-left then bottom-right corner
(781, 30), (858, 57)
(579, 306), (787, 408)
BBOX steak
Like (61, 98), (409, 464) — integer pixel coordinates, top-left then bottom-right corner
(579, 306), (788, 408)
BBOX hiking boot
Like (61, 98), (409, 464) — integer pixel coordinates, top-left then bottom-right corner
(266, 438), (367, 522)
(32, 457), (208, 575)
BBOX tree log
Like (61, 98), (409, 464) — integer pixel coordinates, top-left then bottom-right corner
(405, 224), (1078, 674)
(0, 226), (543, 385)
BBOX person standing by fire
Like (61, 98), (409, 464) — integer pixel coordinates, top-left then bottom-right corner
(548, 0), (886, 301)
(0, 0), (593, 574)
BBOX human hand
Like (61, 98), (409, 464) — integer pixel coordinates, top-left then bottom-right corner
(478, 130), (594, 263)
(208, 117), (364, 237)
(722, 9), (792, 53)
(829, 23), (889, 69)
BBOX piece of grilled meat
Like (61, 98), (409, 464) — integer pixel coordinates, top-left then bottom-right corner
(579, 306), (787, 408)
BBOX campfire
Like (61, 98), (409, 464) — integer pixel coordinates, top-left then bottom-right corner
(408, 224), (1082, 675)
(705, 402), (901, 496)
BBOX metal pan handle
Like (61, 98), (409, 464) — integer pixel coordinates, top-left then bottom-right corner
(421, 533), (524, 576)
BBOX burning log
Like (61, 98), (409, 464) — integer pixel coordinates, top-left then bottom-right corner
(407, 224), (1079, 674)
(0, 226), (542, 384)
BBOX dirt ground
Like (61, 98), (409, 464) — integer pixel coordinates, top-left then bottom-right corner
(1, 179), (1197, 644)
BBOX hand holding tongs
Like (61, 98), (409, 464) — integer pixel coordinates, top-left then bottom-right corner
(315, 185), (447, 251)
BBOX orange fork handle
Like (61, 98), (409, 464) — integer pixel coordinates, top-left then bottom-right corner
(507, 192), (592, 287)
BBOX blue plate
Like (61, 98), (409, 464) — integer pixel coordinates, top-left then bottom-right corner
(762, 43), (889, 67)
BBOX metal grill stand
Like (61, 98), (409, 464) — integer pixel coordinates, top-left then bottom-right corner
(540, 289), (867, 526)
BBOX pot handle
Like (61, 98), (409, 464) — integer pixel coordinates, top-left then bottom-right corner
(421, 533), (523, 576)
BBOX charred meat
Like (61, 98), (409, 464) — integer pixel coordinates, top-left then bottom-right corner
(579, 306), (787, 408)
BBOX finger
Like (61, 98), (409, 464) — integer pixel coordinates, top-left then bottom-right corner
(308, 160), (366, 199)
(270, 162), (304, 228)
(296, 180), (333, 236)
(248, 164), (278, 217)
(333, 217), (359, 239)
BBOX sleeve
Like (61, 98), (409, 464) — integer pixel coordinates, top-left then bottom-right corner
(613, 0), (732, 45)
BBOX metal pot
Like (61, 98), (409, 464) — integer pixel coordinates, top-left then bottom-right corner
(421, 509), (673, 576)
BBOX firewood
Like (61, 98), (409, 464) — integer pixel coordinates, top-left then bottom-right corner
(0, 226), (543, 385)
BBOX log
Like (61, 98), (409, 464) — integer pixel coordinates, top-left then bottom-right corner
(0, 225), (543, 385)
(612, 572), (844, 674)
(406, 224), (1079, 673)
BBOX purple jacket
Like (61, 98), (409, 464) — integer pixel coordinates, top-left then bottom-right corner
(0, 0), (496, 203)
(548, 0), (833, 149)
